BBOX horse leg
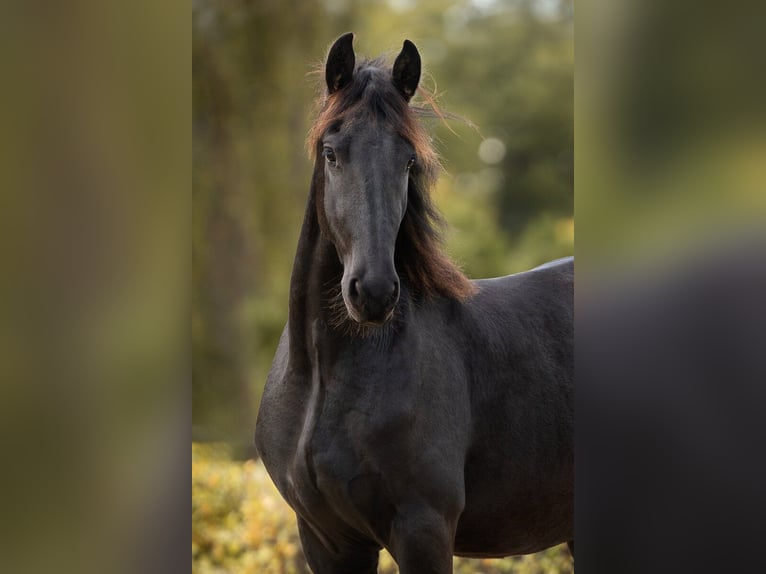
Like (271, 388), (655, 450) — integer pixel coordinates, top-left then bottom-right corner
(567, 540), (574, 558)
(389, 506), (455, 574)
(297, 518), (379, 574)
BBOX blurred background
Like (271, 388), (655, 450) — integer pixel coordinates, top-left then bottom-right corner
(193, 0), (573, 571)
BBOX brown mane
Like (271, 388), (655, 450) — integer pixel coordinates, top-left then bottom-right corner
(307, 57), (476, 301)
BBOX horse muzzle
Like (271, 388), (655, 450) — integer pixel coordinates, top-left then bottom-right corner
(344, 272), (400, 326)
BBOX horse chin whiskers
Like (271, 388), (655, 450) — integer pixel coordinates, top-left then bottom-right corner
(346, 305), (364, 324)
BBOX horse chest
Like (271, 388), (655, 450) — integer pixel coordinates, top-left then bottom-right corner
(288, 367), (413, 539)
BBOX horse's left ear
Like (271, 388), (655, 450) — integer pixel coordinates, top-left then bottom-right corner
(392, 39), (421, 102)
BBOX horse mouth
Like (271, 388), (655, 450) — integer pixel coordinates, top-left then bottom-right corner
(346, 303), (395, 327)
(362, 307), (395, 326)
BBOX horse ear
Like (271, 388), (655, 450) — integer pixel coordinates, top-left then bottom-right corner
(325, 32), (355, 94)
(392, 39), (421, 101)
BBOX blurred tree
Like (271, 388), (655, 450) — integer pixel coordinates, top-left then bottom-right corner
(432, 0), (574, 237)
(193, 0), (327, 449)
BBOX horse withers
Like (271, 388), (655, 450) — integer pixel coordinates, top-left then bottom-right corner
(255, 33), (573, 573)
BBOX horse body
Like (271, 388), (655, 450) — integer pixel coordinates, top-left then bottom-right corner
(255, 33), (572, 573)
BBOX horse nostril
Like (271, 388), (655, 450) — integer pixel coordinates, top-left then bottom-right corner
(349, 277), (360, 301)
(392, 280), (400, 300)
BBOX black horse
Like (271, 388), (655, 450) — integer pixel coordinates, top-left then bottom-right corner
(255, 33), (573, 574)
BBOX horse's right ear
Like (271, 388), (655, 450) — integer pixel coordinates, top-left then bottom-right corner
(325, 32), (355, 94)
(392, 39), (421, 101)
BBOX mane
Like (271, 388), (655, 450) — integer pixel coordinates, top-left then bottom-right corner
(307, 57), (476, 301)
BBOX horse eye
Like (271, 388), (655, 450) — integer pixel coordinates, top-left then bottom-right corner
(323, 147), (337, 166)
(406, 155), (416, 170)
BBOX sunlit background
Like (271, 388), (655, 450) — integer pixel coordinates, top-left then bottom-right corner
(193, 0), (573, 571)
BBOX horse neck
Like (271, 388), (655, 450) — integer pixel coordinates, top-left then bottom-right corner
(286, 180), (342, 374)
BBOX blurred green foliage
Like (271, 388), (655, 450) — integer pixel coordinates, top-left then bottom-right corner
(577, 0), (766, 267)
(192, 0), (573, 448)
(192, 444), (573, 574)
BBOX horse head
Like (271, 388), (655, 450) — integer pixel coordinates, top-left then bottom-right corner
(315, 33), (422, 326)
